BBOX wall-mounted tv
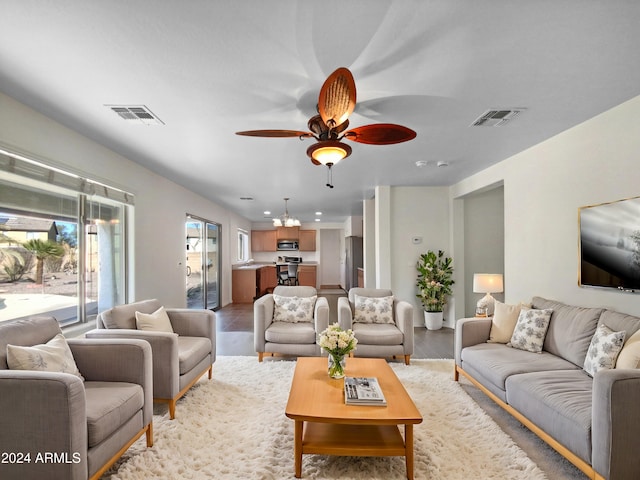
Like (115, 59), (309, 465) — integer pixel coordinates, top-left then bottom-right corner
(579, 196), (640, 292)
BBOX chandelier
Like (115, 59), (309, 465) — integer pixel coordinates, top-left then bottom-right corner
(273, 198), (301, 227)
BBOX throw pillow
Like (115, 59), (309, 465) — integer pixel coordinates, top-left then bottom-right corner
(508, 308), (553, 353)
(584, 324), (626, 376)
(488, 301), (527, 343)
(616, 329), (640, 369)
(273, 295), (316, 323)
(7, 333), (84, 380)
(135, 306), (175, 333)
(354, 295), (394, 324)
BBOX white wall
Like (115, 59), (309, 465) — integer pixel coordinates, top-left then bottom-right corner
(0, 92), (252, 308)
(388, 186), (452, 326)
(452, 94), (640, 317)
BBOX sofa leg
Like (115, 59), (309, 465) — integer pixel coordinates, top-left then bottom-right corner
(146, 422), (153, 447)
(208, 365), (213, 380)
(258, 352), (264, 362)
(169, 400), (176, 420)
(404, 355), (410, 365)
(454, 366), (459, 382)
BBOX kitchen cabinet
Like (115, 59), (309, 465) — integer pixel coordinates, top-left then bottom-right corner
(257, 265), (277, 296)
(298, 265), (317, 288)
(251, 230), (277, 252)
(276, 226), (299, 240)
(232, 268), (257, 303)
(298, 230), (316, 251)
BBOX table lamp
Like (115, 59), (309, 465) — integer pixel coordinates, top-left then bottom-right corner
(473, 273), (504, 316)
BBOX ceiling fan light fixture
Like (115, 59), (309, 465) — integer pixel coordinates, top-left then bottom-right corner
(306, 141), (352, 166)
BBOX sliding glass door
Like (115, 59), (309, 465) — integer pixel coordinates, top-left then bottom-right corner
(185, 216), (220, 310)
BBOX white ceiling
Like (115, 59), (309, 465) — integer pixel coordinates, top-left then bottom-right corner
(1, 1), (640, 223)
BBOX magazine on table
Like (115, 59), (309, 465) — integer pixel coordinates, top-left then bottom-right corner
(344, 377), (387, 406)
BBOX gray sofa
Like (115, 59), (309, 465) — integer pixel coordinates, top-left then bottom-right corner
(0, 316), (153, 480)
(455, 296), (640, 480)
(86, 299), (216, 419)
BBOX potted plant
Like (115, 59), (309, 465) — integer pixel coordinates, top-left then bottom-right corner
(416, 250), (454, 330)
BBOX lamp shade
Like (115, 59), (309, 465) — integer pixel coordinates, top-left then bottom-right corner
(473, 274), (504, 294)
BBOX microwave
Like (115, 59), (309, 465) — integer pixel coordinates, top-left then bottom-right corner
(277, 240), (299, 251)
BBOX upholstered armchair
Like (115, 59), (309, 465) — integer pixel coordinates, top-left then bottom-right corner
(338, 288), (414, 365)
(254, 286), (329, 361)
(86, 299), (215, 419)
(0, 316), (153, 480)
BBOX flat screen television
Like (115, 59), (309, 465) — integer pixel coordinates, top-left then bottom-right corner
(579, 195), (640, 292)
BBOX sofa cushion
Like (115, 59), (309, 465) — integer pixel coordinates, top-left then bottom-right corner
(273, 294), (316, 323)
(354, 294), (394, 324)
(616, 329), (640, 369)
(352, 322), (403, 345)
(598, 310), (640, 339)
(583, 324), (625, 376)
(84, 381), (144, 447)
(135, 306), (175, 333)
(102, 299), (162, 329)
(177, 337), (212, 375)
(7, 333), (84, 380)
(265, 322), (316, 344)
(532, 296), (603, 366)
(461, 343), (578, 394)
(506, 370), (593, 464)
(488, 301), (526, 343)
(508, 308), (553, 353)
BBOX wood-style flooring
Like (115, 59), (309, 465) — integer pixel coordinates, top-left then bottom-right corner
(215, 302), (454, 359)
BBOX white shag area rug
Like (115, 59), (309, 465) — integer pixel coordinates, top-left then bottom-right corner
(105, 356), (546, 480)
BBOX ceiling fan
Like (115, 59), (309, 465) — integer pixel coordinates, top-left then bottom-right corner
(236, 67), (417, 187)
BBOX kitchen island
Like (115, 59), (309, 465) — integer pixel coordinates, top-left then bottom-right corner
(232, 263), (317, 303)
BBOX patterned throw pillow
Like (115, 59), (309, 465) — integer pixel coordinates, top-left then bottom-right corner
(507, 308), (553, 353)
(354, 295), (395, 324)
(6, 333), (84, 380)
(273, 295), (316, 323)
(584, 324), (626, 376)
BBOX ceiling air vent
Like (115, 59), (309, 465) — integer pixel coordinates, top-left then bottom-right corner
(470, 109), (524, 127)
(106, 105), (164, 125)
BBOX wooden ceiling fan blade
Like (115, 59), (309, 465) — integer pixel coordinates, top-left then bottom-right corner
(235, 129), (312, 138)
(318, 67), (356, 128)
(344, 124), (417, 145)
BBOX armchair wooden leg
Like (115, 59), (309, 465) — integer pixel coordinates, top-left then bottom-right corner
(169, 400), (176, 420)
(404, 355), (410, 365)
(258, 352), (264, 362)
(146, 422), (153, 447)
(208, 365), (213, 380)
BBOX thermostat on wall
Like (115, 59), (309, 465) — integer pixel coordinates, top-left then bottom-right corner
(411, 236), (422, 244)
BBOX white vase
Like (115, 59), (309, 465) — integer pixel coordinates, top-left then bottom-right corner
(424, 311), (444, 330)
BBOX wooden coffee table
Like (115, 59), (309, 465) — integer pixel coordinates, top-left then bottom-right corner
(285, 357), (422, 479)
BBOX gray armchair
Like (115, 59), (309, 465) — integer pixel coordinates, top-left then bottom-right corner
(338, 288), (414, 365)
(0, 316), (153, 480)
(254, 286), (329, 361)
(86, 299), (215, 419)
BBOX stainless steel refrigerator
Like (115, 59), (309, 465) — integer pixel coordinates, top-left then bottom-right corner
(344, 236), (363, 290)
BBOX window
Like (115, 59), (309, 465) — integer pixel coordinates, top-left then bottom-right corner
(238, 229), (249, 262)
(0, 150), (132, 326)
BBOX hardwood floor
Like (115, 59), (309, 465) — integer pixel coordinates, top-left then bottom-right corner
(215, 302), (454, 359)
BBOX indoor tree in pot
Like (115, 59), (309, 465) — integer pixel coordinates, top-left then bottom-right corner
(416, 250), (454, 330)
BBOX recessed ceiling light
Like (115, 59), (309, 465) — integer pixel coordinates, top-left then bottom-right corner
(415, 160), (428, 168)
(315, 212), (322, 215)
(437, 161), (449, 167)
(264, 211), (271, 215)
(315, 218), (321, 222)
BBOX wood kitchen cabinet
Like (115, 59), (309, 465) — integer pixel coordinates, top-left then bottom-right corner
(276, 226), (299, 240)
(257, 265), (277, 296)
(232, 268), (257, 303)
(298, 265), (317, 288)
(298, 230), (316, 251)
(251, 230), (277, 252)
